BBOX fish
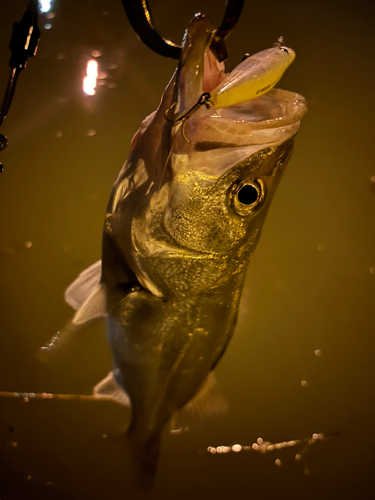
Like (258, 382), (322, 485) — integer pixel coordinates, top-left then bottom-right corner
(43, 13), (307, 486)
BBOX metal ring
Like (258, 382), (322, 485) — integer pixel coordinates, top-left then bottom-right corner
(121, 0), (244, 61)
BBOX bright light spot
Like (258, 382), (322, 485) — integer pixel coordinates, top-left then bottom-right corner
(24, 241), (32, 249)
(295, 453), (301, 460)
(312, 432), (324, 441)
(87, 129), (96, 137)
(83, 60), (98, 96)
(170, 428), (183, 434)
(39, 0), (52, 13)
(44, 23), (52, 30)
(275, 459), (282, 466)
(232, 444), (242, 452)
(315, 349), (322, 356)
(87, 60), (98, 78)
(91, 49), (103, 58)
(257, 437), (263, 445)
(301, 380), (308, 387)
(252, 443), (259, 450)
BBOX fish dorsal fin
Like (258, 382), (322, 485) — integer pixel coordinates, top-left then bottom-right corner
(169, 372), (228, 431)
(72, 283), (106, 325)
(65, 260), (102, 310)
(93, 370), (131, 407)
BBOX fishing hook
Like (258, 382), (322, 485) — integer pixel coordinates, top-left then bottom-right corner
(164, 92), (213, 144)
(121, 0), (244, 62)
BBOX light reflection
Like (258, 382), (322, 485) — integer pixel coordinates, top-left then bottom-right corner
(83, 60), (98, 96)
(207, 433), (325, 459)
(44, 24), (52, 30)
(314, 349), (322, 356)
(39, 0), (52, 13)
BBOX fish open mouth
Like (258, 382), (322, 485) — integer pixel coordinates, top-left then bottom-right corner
(172, 15), (307, 151)
(189, 87), (307, 149)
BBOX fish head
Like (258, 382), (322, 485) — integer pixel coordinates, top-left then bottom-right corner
(106, 15), (307, 299)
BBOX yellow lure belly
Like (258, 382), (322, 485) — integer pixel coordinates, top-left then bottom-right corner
(210, 44), (296, 109)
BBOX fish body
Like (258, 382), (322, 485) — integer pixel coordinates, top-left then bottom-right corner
(59, 14), (307, 483)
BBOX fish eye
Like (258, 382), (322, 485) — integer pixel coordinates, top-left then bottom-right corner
(237, 184), (258, 205)
(230, 179), (265, 216)
(280, 46), (290, 53)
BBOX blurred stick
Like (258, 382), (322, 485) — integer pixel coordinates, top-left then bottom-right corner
(0, 391), (112, 402)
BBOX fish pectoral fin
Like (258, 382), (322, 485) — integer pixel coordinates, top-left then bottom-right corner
(93, 371), (131, 407)
(72, 283), (106, 326)
(65, 260), (102, 310)
(169, 371), (229, 432)
(38, 284), (106, 362)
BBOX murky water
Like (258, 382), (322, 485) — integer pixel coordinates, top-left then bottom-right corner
(0, 0), (374, 498)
